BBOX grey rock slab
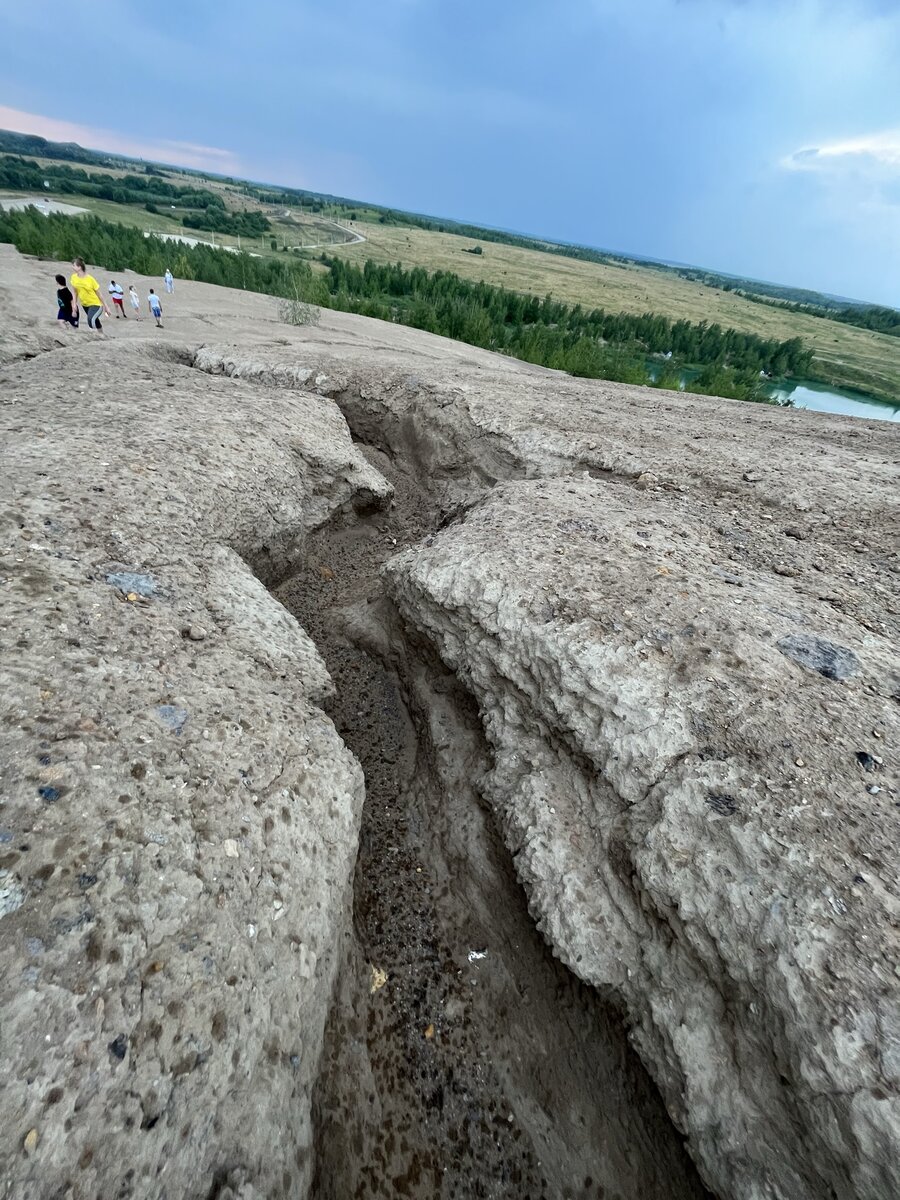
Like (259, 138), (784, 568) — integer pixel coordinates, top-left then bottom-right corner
(384, 478), (900, 1200)
(0, 330), (391, 1198)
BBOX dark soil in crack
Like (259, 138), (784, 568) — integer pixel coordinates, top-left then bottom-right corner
(277, 443), (711, 1200)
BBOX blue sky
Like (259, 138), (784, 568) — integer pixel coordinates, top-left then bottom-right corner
(1, 0), (898, 303)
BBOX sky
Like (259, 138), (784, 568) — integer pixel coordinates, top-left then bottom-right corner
(1, 0), (898, 304)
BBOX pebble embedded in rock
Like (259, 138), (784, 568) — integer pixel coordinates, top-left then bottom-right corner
(107, 1035), (127, 1061)
(776, 633), (860, 681)
(105, 570), (157, 598)
(154, 705), (189, 734)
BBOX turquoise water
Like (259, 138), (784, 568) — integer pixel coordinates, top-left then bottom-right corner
(764, 378), (900, 423)
(647, 361), (899, 423)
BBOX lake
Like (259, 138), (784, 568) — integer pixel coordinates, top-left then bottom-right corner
(647, 361), (899, 423)
(763, 378), (900, 423)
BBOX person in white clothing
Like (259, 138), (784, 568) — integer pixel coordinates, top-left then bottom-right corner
(164, 269), (174, 294)
(108, 280), (126, 318)
(148, 288), (164, 328)
(128, 285), (141, 319)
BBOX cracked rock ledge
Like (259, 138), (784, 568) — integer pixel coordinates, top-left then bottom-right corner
(0, 250), (898, 1200)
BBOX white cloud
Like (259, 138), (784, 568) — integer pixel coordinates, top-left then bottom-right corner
(783, 129), (900, 173)
(0, 106), (241, 174)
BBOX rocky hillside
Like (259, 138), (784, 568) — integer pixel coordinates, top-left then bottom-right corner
(0, 245), (897, 1200)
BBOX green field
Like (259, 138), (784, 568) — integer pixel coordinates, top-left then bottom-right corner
(321, 220), (900, 402)
(2, 130), (898, 401)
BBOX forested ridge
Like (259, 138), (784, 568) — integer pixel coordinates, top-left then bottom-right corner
(0, 207), (811, 401)
(0, 155), (270, 237)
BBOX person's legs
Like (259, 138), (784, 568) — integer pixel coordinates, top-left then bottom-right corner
(86, 306), (103, 332)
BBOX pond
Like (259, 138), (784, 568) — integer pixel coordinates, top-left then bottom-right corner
(647, 361), (899, 423)
(763, 378), (900, 423)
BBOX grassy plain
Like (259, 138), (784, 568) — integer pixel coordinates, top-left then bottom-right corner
(325, 220), (900, 401)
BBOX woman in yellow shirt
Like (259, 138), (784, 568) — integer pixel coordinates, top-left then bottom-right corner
(69, 258), (109, 332)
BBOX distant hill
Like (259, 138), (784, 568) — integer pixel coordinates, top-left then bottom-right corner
(0, 129), (139, 169)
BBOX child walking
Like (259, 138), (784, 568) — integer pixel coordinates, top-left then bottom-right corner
(148, 289), (164, 328)
(128, 285), (142, 319)
(55, 274), (79, 329)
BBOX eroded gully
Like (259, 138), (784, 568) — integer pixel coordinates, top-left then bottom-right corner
(273, 422), (712, 1200)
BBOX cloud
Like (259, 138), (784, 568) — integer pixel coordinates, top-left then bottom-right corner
(0, 106), (241, 174)
(783, 129), (900, 173)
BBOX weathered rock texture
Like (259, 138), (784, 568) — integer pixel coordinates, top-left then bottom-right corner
(0, 324), (389, 1198)
(1, 243), (898, 1200)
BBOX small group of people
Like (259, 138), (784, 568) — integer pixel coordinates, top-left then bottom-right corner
(55, 261), (174, 333)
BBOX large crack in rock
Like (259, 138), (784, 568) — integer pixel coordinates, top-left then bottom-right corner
(192, 344), (900, 1199)
(1, 300), (898, 1200)
(277, 446), (708, 1199)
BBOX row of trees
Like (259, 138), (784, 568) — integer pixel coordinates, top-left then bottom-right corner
(738, 290), (900, 337)
(678, 266), (900, 337)
(322, 258), (812, 376)
(0, 208), (803, 403)
(182, 209), (270, 236)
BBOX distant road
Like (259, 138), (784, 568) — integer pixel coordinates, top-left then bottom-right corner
(286, 218), (366, 250)
(0, 195), (87, 216)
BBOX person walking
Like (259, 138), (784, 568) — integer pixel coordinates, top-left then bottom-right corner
(69, 258), (108, 333)
(128, 284), (142, 319)
(108, 279), (127, 318)
(54, 274), (79, 329)
(148, 288), (164, 328)
(164, 268), (174, 294)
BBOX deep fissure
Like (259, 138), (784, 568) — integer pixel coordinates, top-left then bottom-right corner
(272, 404), (711, 1199)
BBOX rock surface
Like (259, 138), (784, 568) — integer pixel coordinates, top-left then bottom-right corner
(1, 243), (898, 1199)
(0, 271), (391, 1198)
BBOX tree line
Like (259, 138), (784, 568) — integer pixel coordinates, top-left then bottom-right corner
(181, 208), (270, 237)
(0, 154), (224, 212)
(0, 207), (808, 402)
(322, 258), (811, 378)
(734, 289), (900, 337)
